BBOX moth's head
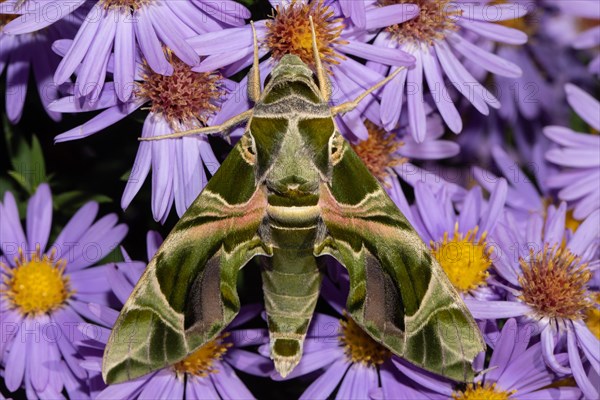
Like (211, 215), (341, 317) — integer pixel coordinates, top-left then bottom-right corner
(269, 54), (314, 82)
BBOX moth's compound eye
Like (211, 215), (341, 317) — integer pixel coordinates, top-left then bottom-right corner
(241, 134), (257, 164)
(329, 133), (344, 165)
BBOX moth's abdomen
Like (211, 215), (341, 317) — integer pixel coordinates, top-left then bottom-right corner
(261, 248), (321, 377)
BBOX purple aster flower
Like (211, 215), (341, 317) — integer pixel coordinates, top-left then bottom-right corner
(546, 0), (600, 75)
(466, 203), (600, 399)
(388, 178), (508, 300)
(77, 231), (272, 399)
(188, 0), (419, 139)
(370, 1), (528, 141)
(544, 84), (600, 220)
(376, 318), (581, 399)
(472, 145), (558, 226)
(49, 52), (241, 222)
(0, 184), (127, 398)
(4, 0), (251, 102)
(0, 1), (80, 123)
(350, 111), (459, 185)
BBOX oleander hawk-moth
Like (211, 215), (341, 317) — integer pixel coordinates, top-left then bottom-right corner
(103, 20), (485, 385)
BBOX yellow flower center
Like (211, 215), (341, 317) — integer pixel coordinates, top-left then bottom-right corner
(351, 121), (406, 184)
(173, 333), (232, 377)
(101, 0), (152, 11)
(519, 244), (593, 320)
(339, 312), (391, 366)
(1, 248), (73, 316)
(380, 0), (462, 45)
(137, 55), (225, 130)
(430, 224), (492, 293)
(266, 0), (347, 71)
(564, 209), (582, 233)
(453, 382), (514, 400)
(585, 293), (600, 340)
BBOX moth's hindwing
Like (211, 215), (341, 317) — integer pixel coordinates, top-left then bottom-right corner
(316, 136), (485, 382)
(102, 136), (269, 384)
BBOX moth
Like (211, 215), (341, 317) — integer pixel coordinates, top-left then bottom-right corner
(103, 19), (485, 385)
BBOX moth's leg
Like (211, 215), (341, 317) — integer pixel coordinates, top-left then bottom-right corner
(139, 109), (254, 141)
(330, 66), (405, 115)
(248, 21), (262, 103)
(309, 16), (331, 102)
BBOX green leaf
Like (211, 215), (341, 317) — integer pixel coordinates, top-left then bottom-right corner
(53, 191), (112, 214)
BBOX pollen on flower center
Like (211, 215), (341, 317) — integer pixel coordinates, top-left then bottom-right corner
(1, 248), (73, 315)
(430, 224), (492, 293)
(453, 382), (515, 400)
(519, 244), (593, 320)
(266, 0), (347, 71)
(100, 0), (152, 11)
(339, 312), (391, 366)
(137, 55), (226, 129)
(352, 121), (406, 184)
(380, 0), (462, 45)
(173, 333), (232, 377)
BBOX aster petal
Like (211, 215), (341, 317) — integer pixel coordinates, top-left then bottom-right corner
(518, 388), (582, 399)
(5, 42), (30, 123)
(392, 358), (454, 397)
(147, 3), (198, 67)
(568, 209), (600, 256)
(150, 118), (176, 221)
(406, 50), (426, 143)
(544, 202), (567, 247)
(54, 3), (104, 85)
(96, 376), (149, 400)
(479, 178), (507, 235)
(434, 41), (498, 114)
(188, 24), (259, 54)
(541, 326), (572, 375)
(414, 182), (447, 240)
(54, 98), (145, 143)
(342, 0), (366, 29)
(336, 363), (377, 400)
(114, 9), (136, 102)
(0, 309), (22, 358)
(343, 40), (415, 67)
(421, 46), (462, 133)
(447, 33), (522, 78)
(26, 183), (52, 252)
(568, 327), (599, 399)
(134, 7), (174, 76)
(456, 3), (528, 21)
(492, 146), (542, 205)
(546, 148), (600, 168)
(28, 316), (51, 392)
(121, 121), (153, 211)
(192, 0), (250, 25)
(4, 319), (27, 391)
(210, 361), (254, 399)
(463, 299), (532, 319)
(572, 187), (600, 220)
(146, 231), (163, 260)
(400, 139), (459, 160)
(4, 0), (86, 34)
(76, 18), (115, 100)
(226, 349), (272, 377)
(457, 188), (481, 232)
(565, 83), (600, 131)
(51, 201), (98, 260)
(544, 126), (600, 149)
(1, 191), (27, 253)
(380, 66), (407, 131)
(573, 321), (600, 376)
(485, 318), (517, 383)
(365, 4), (420, 30)
(49, 83), (120, 112)
(299, 358), (350, 400)
(166, 0), (223, 34)
(186, 377), (218, 399)
(31, 40), (61, 122)
(458, 19), (527, 45)
(138, 369), (173, 400)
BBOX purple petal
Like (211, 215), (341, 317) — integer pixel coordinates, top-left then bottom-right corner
(299, 359), (350, 400)
(4, 318), (27, 391)
(134, 7), (174, 76)
(210, 361), (254, 399)
(5, 44), (30, 123)
(336, 363), (377, 399)
(565, 83), (600, 131)
(458, 19), (527, 45)
(0, 191), (27, 254)
(463, 299), (532, 319)
(114, 9), (136, 101)
(343, 40), (415, 66)
(26, 183), (52, 252)
(568, 327), (599, 399)
(365, 4), (419, 30)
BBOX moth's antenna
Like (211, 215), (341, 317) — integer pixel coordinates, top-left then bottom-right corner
(309, 16), (331, 101)
(248, 21), (261, 103)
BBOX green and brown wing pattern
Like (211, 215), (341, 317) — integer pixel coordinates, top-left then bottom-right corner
(316, 137), (485, 382)
(102, 136), (269, 384)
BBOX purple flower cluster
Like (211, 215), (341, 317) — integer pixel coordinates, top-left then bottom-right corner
(0, 0), (599, 399)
